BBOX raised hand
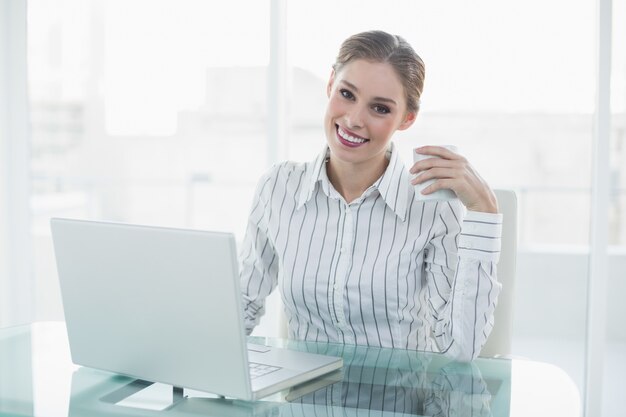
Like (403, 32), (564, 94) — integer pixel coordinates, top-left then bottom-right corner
(410, 146), (498, 214)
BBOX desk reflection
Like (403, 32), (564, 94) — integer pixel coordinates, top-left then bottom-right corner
(68, 343), (505, 417)
(283, 344), (496, 417)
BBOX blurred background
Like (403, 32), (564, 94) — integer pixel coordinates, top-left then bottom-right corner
(1, 0), (625, 415)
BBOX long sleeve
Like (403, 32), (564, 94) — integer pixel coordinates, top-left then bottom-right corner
(239, 169), (280, 335)
(424, 201), (503, 361)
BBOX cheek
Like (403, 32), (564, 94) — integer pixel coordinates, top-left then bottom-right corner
(323, 103), (335, 128)
(325, 95), (344, 117)
(369, 118), (397, 137)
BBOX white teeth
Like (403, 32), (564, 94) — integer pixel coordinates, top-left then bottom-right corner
(338, 126), (367, 144)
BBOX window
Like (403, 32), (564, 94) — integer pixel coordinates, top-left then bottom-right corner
(28, 0), (270, 320)
(29, 0), (270, 235)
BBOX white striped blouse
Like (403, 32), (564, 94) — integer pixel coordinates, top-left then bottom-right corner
(240, 142), (503, 361)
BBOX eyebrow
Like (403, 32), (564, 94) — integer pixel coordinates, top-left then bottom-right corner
(340, 80), (398, 106)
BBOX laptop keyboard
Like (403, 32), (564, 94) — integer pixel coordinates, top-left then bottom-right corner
(249, 362), (281, 379)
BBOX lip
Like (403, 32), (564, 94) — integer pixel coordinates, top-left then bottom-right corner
(335, 125), (369, 148)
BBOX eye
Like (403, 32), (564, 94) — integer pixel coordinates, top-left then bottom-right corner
(339, 88), (355, 100)
(372, 104), (391, 114)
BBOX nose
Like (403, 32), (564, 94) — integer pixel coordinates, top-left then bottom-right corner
(344, 105), (366, 130)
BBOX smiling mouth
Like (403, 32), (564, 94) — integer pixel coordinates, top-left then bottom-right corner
(336, 125), (369, 146)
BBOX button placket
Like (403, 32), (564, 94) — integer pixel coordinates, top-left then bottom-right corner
(332, 203), (353, 328)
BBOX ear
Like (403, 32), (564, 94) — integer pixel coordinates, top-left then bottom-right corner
(397, 111), (417, 131)
(326, 69), (336, 98)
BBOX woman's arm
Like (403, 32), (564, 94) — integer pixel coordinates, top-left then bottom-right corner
(424, 201), (502, 361)
(410, 145), (503, 361)
(239, 170), (280, 335)
(423, 202), (502, 361)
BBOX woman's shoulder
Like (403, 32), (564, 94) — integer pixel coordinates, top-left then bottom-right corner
(253, 160), (310, 196)
(260, 160), (309, 182)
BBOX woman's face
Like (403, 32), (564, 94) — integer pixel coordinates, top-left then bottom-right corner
(324, 59), (416, 168)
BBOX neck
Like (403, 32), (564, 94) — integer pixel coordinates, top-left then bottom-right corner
(327, 152), (389, 204)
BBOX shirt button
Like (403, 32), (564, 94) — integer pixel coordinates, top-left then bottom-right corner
(333, 284), (339, 290)
(340, 247), (346, 253)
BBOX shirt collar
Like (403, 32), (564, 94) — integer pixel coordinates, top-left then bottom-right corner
(297, 142), (411, 221)
(297, 146), (329, 209)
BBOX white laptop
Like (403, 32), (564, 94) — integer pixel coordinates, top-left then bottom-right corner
(50, 218), (343, 401)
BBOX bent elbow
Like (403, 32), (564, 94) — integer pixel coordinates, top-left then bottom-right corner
(440, 339), (480, 363)
(445, 348), (476, 363)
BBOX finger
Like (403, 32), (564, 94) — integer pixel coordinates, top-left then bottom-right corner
(409, 157), (459, 174)
(421, 178), (458, 195)
(414, 146), (461, 160)
(411, 167), (459, 185)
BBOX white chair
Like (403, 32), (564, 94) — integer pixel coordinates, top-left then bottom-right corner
(479, 189), (518, 358)
(277, 189), (518, 357)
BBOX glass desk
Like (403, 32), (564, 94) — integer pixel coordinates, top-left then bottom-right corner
(0, 322), (580, 417)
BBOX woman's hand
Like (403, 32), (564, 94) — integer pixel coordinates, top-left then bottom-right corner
(409, 146), (499, 214)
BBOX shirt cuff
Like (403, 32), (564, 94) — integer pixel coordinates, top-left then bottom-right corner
(458, 210), (503, 262)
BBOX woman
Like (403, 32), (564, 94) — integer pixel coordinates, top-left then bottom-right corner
(240, 30), (501, 361)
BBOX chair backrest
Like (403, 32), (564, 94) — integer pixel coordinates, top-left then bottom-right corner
(479, 189), (518, 357)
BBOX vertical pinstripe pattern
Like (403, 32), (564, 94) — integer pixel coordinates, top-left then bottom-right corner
(240, 143), (503, 361)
